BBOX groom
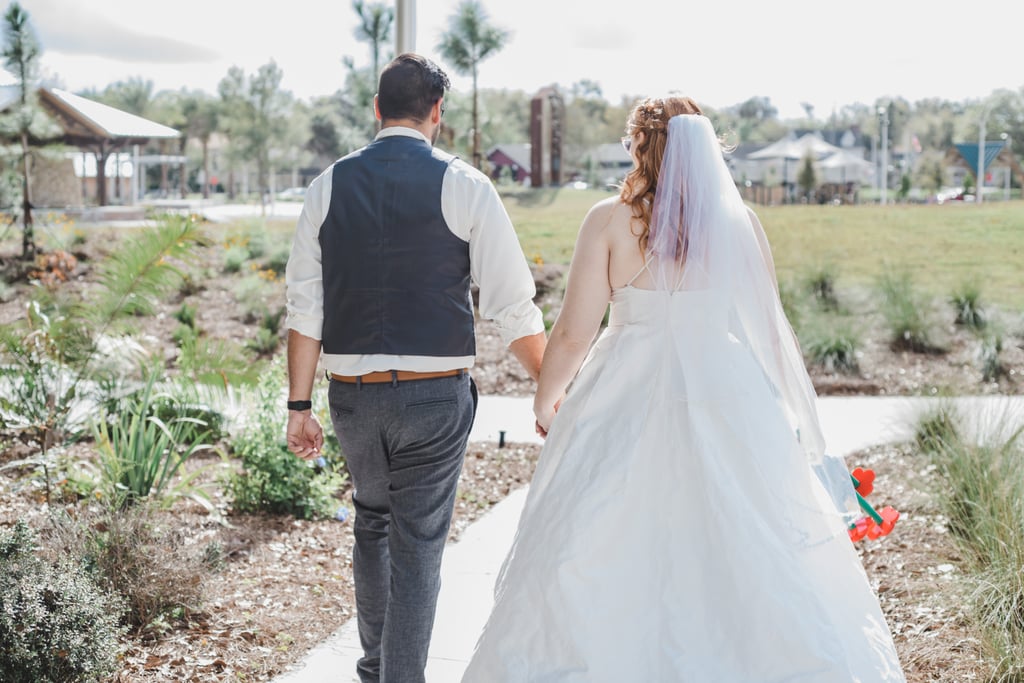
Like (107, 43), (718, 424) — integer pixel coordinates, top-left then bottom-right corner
(284, 53), (546, 683)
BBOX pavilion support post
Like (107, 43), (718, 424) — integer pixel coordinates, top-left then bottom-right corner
(95, 141), (109, 207)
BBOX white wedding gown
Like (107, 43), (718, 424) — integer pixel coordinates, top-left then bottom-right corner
(462, 285), (905, 682)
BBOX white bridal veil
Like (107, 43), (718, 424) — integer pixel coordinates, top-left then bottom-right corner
(648, 114), (860, 525)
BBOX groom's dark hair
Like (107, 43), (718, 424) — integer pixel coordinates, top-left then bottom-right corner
(377, 53), (450, 123)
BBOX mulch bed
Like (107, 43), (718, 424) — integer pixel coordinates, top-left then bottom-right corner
(1, 230), (1019, 681)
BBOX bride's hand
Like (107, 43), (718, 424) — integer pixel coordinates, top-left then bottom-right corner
(534, 406), (554, 438)
(533, 395), (564, 439)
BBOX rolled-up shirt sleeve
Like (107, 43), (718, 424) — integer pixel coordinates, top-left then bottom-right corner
(442, 160), (545, 346)
(285, 167), (332, 340)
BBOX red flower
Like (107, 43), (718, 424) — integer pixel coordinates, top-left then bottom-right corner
(851, 467), (875, 497)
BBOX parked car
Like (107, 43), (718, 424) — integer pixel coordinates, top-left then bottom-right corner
(276, 187), (306, 201)
(934, 187), (965, 204)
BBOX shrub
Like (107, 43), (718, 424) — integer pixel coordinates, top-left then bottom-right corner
(877, 269), (939, 353)
(803, 264), (840, 311)
(233, 275), (273, 324)
(175, 333), (264, 387)
(93, 369), (222, 510)
(242, 223), (268, 258)
(0, 216), (203, 475)
(804, 320), (860, 374)
(0, 520), (123, 682)
(246, 327), (281, 356)
(950, 281), (987, 331)
(229, 360), (347, 519)
(223, 245), (250, 273)
(152, 392), (226, 445)
(914, 403), (961, 454)
(915, 407), (1024, 672)
(263, 246), (290, 277)
(46, 507), (208, 632)
(979, 331), (1007, 383)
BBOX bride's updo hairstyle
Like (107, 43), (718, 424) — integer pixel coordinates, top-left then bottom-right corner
(619, 96), (703, 251)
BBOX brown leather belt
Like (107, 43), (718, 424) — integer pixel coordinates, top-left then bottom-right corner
(330, 369), (466, 384)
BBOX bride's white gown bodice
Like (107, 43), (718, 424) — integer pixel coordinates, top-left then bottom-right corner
(462, 286), (905, 683)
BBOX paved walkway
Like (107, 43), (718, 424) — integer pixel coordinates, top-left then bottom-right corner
(273, 394), (1023, 682)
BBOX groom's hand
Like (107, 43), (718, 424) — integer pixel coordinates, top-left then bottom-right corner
(287, 411), (324, 459)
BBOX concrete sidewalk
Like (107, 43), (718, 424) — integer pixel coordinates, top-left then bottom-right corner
(273, 394), (1023, 683)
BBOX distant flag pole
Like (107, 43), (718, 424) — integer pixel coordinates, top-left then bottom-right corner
(396, 0), (416, 54)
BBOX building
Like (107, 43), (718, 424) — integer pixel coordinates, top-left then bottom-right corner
(486, 143), (531, 184)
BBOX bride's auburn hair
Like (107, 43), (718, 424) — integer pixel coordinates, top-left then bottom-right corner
(619, 96), (703, 251)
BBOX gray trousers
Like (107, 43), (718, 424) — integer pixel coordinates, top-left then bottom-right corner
(327, 373), (477, 683)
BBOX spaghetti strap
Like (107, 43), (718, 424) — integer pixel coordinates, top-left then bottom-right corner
(625, 259), (651, 287)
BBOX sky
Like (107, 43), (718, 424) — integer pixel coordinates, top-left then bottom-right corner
(14, 0), (1024, 122)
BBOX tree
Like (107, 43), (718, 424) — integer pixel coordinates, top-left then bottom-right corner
(96, 76), (154, 116)
(1, 1), (41, 260)
(436, 0), (509, 169)
(797, 153), (817, 201)
(218, 61), (293, 209)
(352, 1), (393, 92)
(180, 90), (220, 198)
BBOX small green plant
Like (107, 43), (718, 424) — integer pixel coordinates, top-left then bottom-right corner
(242, 222), (268, 258)
(174, 301), (197, 329)
(0, 520), (124, 682)
(223, 245), (250, 273)
(877, 269), (939, 353)
(152, 391), (226, 445)
(229, 359), (347, 519)
(93, 369), (221, 510)
(979, 331), (1007, 383)
(804, 264), (840, 311)
(950, 281), (986, 331)
(245, 307), (285, 355)
(172, 322), (197, 348)
(263, 246), (290, 277)
(175, 332), (264, 387)
(246, 327), (281, 355)
(804, 320), (860, 374)
(233, 274), (274, 323)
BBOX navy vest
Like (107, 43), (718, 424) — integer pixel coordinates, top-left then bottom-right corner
(319, 135), (475, 357)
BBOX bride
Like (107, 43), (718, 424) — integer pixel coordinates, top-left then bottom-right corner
(461, 97), (905, 682)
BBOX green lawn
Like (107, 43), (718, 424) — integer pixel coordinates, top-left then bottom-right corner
(502, 188), (1024, 311)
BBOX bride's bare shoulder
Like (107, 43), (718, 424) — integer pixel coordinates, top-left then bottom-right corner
(580, 195), (630, 231)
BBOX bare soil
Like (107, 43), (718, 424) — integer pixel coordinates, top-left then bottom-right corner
(1, 230), (1020, 681)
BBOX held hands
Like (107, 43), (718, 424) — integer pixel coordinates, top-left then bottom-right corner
(533, 395), (564, 439)
(287, 411), (324, 459)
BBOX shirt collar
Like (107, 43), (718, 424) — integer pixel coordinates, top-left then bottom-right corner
(375, 126), (430, 144)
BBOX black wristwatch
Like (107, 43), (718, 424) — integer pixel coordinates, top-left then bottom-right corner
(287, 400), (312, 412)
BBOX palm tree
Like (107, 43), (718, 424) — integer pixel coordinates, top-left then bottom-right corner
(181, 91), (220, 198)
(436, 0), (509, 169)
(353, 1), (393, 87)
(2, 1), (40, 260)
(352, 0), (393, 132)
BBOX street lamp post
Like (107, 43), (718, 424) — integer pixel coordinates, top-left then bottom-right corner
(978, 112), (987, 205)
(878, 106), (889, 205)
(396, 0), (416, 54)
(1001, 132), (1012, 201)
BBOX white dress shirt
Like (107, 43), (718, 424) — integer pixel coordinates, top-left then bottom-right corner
(285, 126), (544, 375)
